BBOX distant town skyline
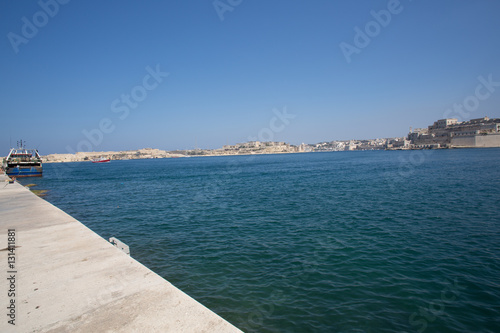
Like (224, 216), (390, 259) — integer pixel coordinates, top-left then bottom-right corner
(2, 1), (500, 154)
(31, 115), (500, 161)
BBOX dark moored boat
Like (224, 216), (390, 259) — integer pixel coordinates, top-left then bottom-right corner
(3, 141), (42, 177)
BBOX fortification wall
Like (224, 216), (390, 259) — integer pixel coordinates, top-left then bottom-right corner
(451, 136), (476, 147)
(451, 134), (500, 148)
(475, 133), (500, 147)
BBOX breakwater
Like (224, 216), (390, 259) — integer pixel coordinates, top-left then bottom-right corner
(0, 174), (241, 332)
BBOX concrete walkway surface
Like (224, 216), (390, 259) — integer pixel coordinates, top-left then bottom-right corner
(0, 174), (242, 332)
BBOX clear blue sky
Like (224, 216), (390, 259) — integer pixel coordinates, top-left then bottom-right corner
(1, 0), (500, 154)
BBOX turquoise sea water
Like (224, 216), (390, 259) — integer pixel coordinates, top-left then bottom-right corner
(19, 149), (500, 332)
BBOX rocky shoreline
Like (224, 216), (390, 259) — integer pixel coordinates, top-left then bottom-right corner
(43, 148), (185, 163)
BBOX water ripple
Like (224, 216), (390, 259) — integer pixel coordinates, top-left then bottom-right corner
(19, 150), (500, 332)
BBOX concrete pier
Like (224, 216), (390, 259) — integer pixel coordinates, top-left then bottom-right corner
(0, 174), (242, 332)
